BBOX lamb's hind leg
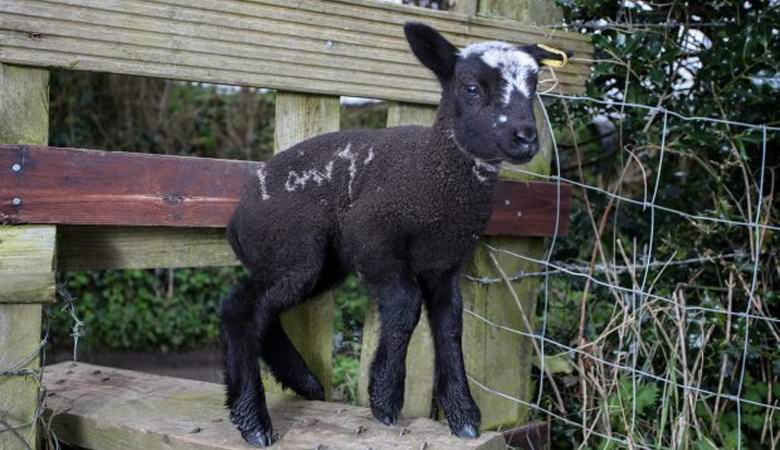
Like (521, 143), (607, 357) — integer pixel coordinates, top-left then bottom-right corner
(258, 255), (344, 401)
(259, 317), (325, 401)
(222, 260), (326, 447)
(220, 279), (274, 447)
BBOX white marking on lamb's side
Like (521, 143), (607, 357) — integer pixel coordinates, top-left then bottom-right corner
(255, 166), (270, 200)
(472, 158), (498, 183)
(285, 161), (334, 192)
(499, 115), (508, 123)
(460, 41), (538, 103)
(336, 143), (357, 199)
(364, 147), (374, 165)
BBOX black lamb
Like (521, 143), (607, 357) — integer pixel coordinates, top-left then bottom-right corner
(221, 22), (569, 447)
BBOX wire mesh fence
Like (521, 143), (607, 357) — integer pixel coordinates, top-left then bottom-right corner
(461, 83), (777, 448)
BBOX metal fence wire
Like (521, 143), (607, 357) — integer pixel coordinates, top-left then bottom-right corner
(461, 86), (777, 449)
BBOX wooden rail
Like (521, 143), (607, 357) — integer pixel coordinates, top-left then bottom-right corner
(0, 144), (571, 237)
(0, 0), (591, 103)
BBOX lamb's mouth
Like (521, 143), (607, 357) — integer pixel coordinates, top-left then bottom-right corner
(500, 145), (538, 164)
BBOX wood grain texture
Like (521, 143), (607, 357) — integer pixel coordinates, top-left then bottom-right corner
(450, 0), (479, 16)
(485, 180), (570, 237)
(56, 226), (238, 271)
(271, 92), (340, 400)
(0, 145), (571, 237)
(0, 303), (43, 449)
(0, 64), (49, 146)
(0, 0), (592, 103)
(0, 272), (55, 304)
(0, 145), (260, 228)
(0, 225), (56, 274)
(462, 239), (540, 430)
(459, 1), (559, 431)
(357, 102), (436, 418)
(0, 63), (49, 450)
(42, 362), (506, 450)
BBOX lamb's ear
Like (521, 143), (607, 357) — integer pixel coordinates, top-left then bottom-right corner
(519, 44), (573, 68)
(404, 22), (458, 81)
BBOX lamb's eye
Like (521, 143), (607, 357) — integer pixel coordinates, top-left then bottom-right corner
(465, 84), (480, 96)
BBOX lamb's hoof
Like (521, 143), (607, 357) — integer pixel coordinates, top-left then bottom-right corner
(242, 429), (276, 447)
(308, 389), (325, 401)
(452, 424), (479, 439)
(372, 409), (398, 426)
(303, 383), (326, 401)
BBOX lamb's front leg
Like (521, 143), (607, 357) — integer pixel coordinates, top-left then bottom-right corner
(421, 270), (481, 439)
(366, 276), (423, 426)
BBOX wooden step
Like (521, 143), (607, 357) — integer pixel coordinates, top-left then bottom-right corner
(42, 362), (505, 450)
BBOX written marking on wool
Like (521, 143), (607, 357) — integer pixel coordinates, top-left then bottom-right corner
(337, 143), (358, 199)
(255, 166), (270, 200)
(285, 161), (334, 192)
(258, 143), (374, 199)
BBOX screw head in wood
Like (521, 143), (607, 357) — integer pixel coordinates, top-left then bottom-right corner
(12, 163), (21, 172)
(12, 197), (21, 206)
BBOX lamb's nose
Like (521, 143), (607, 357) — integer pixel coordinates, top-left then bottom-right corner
(514, 124), (538, 145)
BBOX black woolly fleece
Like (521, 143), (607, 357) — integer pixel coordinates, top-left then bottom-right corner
(228, 122), (498, 289)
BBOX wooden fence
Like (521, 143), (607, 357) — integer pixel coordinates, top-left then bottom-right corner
(0, 0), (591, 448)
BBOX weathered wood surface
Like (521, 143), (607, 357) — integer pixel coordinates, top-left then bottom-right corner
(450, 0), (479, 16)
(0, 62), (50, 450)
(271, 92), (340, 400)
(357, 102), (437, 418)
(0, 145), (260, 228)
(42, 362), (506, 450)
(478, 0), (563, 25)
(0, 225), (56, 275)
(57, 226), (238, 271)
(461, 239), (541, 430)
(0, 225), (57, 304)
(0, 0), (591, 103)
(459, 1), (563, 431)
(0, 145), (571, 237)
(0, 303), (43, 450)
(0, 64), (49, 145)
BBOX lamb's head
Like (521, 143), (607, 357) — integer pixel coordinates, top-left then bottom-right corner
(404, 22), (570, 164)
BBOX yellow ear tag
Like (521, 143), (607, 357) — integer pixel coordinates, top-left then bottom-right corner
(536, 44), (569, 68)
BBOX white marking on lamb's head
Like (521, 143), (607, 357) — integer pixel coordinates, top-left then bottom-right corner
(460, 41), (539, 103)
(404, 22), (569, 165)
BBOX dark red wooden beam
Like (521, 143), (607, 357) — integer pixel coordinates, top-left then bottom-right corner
(0, 145), (570, 237)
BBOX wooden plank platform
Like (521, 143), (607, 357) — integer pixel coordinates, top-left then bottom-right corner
(42, 362), (505, 450)
(0, 0), (592, 103)
(0, 145), (571, 237)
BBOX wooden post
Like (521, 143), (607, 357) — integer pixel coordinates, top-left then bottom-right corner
(357, 103), (437, 418)
(461, 1), (562, 430)
(0, 63), (53, 450)
(450, 0), (479, 16)
(270, 92), (340, 399)
(477, 0), (562, 24)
